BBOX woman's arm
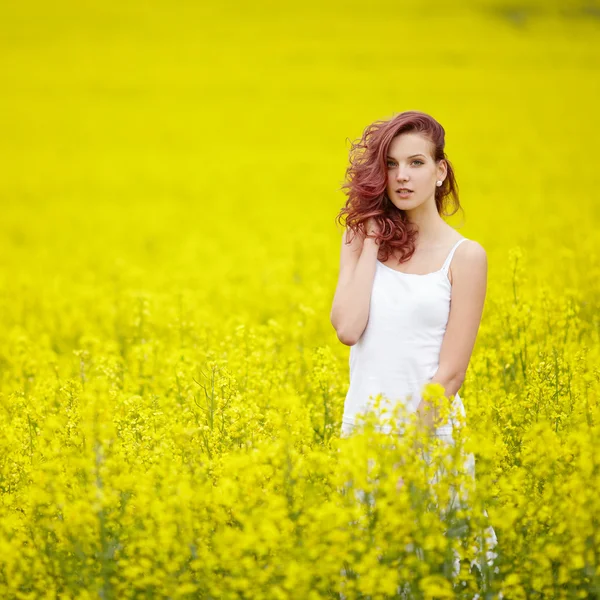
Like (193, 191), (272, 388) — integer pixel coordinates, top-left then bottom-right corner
(417, 240), (488, 433)
(330, 224), (379, 346)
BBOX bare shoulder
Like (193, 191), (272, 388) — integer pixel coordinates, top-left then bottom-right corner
(449, 238), (487, 284)
(459, 238), (487, 261)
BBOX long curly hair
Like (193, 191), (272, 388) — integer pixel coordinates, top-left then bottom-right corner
(334, 110), (462, 264)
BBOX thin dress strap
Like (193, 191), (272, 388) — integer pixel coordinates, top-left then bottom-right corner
(441, 238), (469, 274)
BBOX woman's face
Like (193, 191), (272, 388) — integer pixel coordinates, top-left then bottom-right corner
(385, 132), (446, 210)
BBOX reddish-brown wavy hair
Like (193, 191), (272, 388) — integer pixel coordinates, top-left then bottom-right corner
(334, 110), (462, 264)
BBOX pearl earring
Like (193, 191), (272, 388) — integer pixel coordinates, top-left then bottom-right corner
(436, 180), (442, 186)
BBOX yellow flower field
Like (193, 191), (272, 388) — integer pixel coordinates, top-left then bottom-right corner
(0, 0), (599, 598)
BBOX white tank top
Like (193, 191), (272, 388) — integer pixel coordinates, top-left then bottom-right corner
(341, 237), (470, 436)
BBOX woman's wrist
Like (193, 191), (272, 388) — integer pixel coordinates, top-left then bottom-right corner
(363, 236), (380, 250)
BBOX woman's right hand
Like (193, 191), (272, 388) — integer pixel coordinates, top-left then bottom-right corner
(365, 216), (382, 240)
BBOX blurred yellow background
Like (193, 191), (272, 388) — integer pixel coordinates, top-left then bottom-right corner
(2, 0), (598, 317)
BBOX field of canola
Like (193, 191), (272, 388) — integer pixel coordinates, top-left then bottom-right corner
(1, 0), (599, 598)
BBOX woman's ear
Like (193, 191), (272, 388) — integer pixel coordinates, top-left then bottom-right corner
(438, 159), (448, 182)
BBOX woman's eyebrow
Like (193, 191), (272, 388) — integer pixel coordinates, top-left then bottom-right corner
(386, 153), (426, 159)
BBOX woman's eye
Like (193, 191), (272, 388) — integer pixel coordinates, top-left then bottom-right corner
(387, 160), (424, 168)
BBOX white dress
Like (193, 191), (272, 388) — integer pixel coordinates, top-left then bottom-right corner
(339, 237), (498, 582)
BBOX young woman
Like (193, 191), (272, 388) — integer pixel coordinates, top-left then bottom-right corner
(330, 110), (498, 576)
(331, 109), (486, 438)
